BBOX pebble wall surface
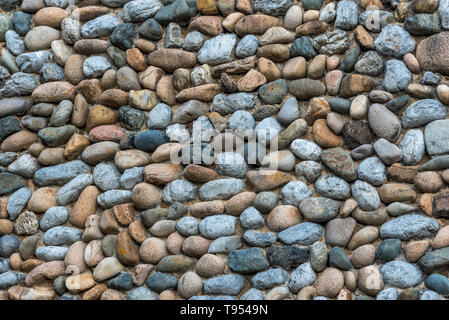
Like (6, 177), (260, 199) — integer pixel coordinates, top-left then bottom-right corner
(1, 0), (449, 301)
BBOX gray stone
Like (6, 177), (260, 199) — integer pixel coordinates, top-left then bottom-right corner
(295, 160), (323, 182)
(97, 190), (132, 208)
(199, 179), (244, 200)
(198, 34), (238, 66)
(424, 119), (449, 156)
(287, 262), (316, 293)
(33, 160), (91, 187)
(236, 35), (259, 59)
(228, 247), (269, 274)
(208, 236), (242, 253)
(56, 174), (92, 205)
(183, 31), (204, 52)
(315, 174), (350, 200)
(204, 274), (244, 295)
(319, 3), (336, 22)
(93, 163), (121, 192)
(16, 50), (53, 73)
(380, 261), (422, 288)
(7, 187), (32, 220)
(240, 288), (265, 300)
(299, 197), (340, 222)
(374, 138), (403, 165)
(255, 117), (282, 145)
(329, 246), (353, 270)
(164, 22), (183, 48)
(374, 24), (416, 57)
(40, 63), (64, 83)
(0, 235), (20, 257)
(122, 0), (163, 22)
(310, 241), (328, 272)
(127, 287), (158, 300)
(5, 30), (24, 55)
(253, 192), (278, 214)
(419, 247), (449, 273)
(38, 125), (76, 147)
(357, 157), (387, 187)
(440, 0), (449, 30)
(383, 60), (412, 93)
(0, 173), (25, 196)
(386, 202), (417, 217)
(43, 226), (82, 246)
(199, 215), (238, 239)
(215, 152), (248, 178)
(227, 110), (255, 132)
(399, 129), (425, 165)
(120, 167), (144, 190)
(243, 230), (277, 247)
(61, 18), (81, 44)
(380, 214), (440, 240)
(420, 290), (441, 300)
(240, 207), (264, 230)
(368, 103), (401, 141)
(290, 139), (321, 161)
(281, 181), (312, 207)
(165, 124), (189, 142)
(83, 56), (112, 78)
(254, 0), (292, 15)
(278, 222), (323, 245)
(351, 180), (381, 211)
(376, 288), (398, 300)
(49, 100), (73, 127)
(252, 268), (288, 290)
(176, 216), (199, 236)
(277, 97), (299, 126)
(211, 93), (257, 115)
(325, 217), (356, 247)
(147, 103), (172, 129)
(35, 246), (68, 261)
(0, 272), (20, 289)
(40, 206), (68, 231)
(7, 154), (38, 178)
(81, 15), (120, 38)
(334, 0), (358, 30)
(359, 10), (394, 32)
(355, 51), (385, 76)
(312, 29), (352, 55)
(162, 179), (196, 203)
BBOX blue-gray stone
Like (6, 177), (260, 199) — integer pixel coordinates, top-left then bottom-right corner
(183, 31), (204, 52)
(39, 63), (64, 83)
(380, 214), (440, 240)
(277, 97), (299, 125)
(383, 60), (412, 93)
(403, 99), (447, 128)
(290, 139), (321, 161)
(421, 71), (440, 85)
(252, 268), (288, 290)
(255, 117), (282, 145)
(215, 152), (248, 178)
(0, 116), (21, 144)
(5, 30), (24, 55)
(154, 0), (198, 26)
(93, 163), (121, 192)
(208, 236), (242, 253)
(424, 273), (449, 294)
(228, 247), (269, 274)
(374, 24), (416, 57)
(299, 197), (340, 222)
(419, 247), (449, 273)
(81, 15), (120, 38)
(16, 50), (53, 73)
(328, 247), (352, 270)
(227, 110), (255, 132)
(288, 262), (316, 293)
(258, 79), (288, 105)
(56, 174), (93, 206)
(12, 12), (32, 36)
(243, 230), (277, 247)
(204, 274), (244, 296)
(110, 23), (137, 50)
(291, 36), (318, 60)
(134, 130), (169, 152)
(424, 119), (449, 156)
(404, 14), (441, 36)
(278, 222), (323, 245)
(0, 259), (9, 274)
(376, 238), (402, 261)
(240, 288), (265, 300)
(357, 157), (387, 187)
(108, 272), (134, 290)
(319, 3), (336, 22)
(7, 187), (31, 220)
(253, 0), (292, 15)
(138, 18), (162, 41)
(127, 286), (158, 300)
(83, 56), (112, 78)
(420, 290), (441, 300)
(0, 272), (19, 289)
(399, 129), (425, 165)
(303, 0), (324, 10)
(335, 0), (359, 30)
(176, 216), (199, 236)
(199, 215), (238, 239)
(235, 35), (258, 59)
(359, 10), (394, 32)
(35, 246), (68, 261)
(380, 261), (423, 288)
(376, 288), (398, 300)
(351, 180), (381, 211)
(118, 106), (146, 131)
(40, 207), (69, 231)
(146, 272), (177, 292)
(120, 167), (143, 190)
(199, 179), (244, 201)
(97, 190), (132, 208)
(0, 72), (39, 98)
(315, 174), (350, 200)
(198, 34), (238, 66)
(211, 93), (257, 115)
(339, 45), (360, 72)
(33, 160), (91, 186)
(0, 235), (20, 258)
(281, 181), (313, 207)
(162, 179), (196, 203)
(43, 226), (83, 246)
(0, 172), (24, 196)
(240, 207), (264, 230)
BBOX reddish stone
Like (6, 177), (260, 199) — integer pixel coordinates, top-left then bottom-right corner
(89, 125), (125, 142)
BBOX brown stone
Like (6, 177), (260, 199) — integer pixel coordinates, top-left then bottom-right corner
(151, 143), (182, 163)
(235, 14), (279, 36)
(182, 236), (210, 257)
(387, 164), (418, 183)
(267, 205), (302, 232)
(416, 32), (449, 76)
(82, 284), (107, 300)
(32, 82), (76, 103)
(139, 237), (168, 264)
(405, 240), (430, 262)
(258, 57), (281, 82)
(358, 266), (384, 296)
(85, 105), (117, 131)
(225, 192), (256, 215)
(414, 171), (443, 193)
(128, 221), (147, 244)
(296, 21), (329, 36)
(65, 55), (85, 85)
(156, 75), (177, 105)
(34, 7), (67, 28)
(148, 49), (197, 73)
(25, 261), (66, 286)
(189, 201), (225, 218)
(74, 39), (110, 54)
(101, 69), (117, 89)
(212, 56), (257, 78)
(64, 134), (89, 160)
(144, 164), (180, 185)
(116, 229), (141, 266)
(126, 48), (147, 72)
(339, 74), (375, 98)
(378, 183), (417, 204)
(139, 66), (164, 91)
(305, 97), (331, 125)
(97, 89), (128, 109)
(313, 119), (343, 148)
(27, 187), (59, 213)
(112, 203), (136, 226)
(166, 232), (185, 255)
(195, 254), (226, 277)
(131, 183), (161, 210)
(71, 94), (89, 128)
(135, 39), (156, 53)
(70, 186), (100, 228)
(433, 190), (449, 218)
(237, 69), (267, 92)
(176, 84), (221, 102)
(1, 130), (38, 152)
(281, 57), (306, 80)
(315, 267), (344, 298)
(182, 164), (217, 183)
(38, 148), (65, 166)
(246, 170), (292, 191)
(99, 209), (120, 234)
(257, 44), (290, 63)
(131, 264), (153, 286)
(0, 219), (13, 235)
(77, 79), (101, 104)
(354, 25), (374, 49)
(72, 6), (111, 21)
(419, 193), (433, 216)
(188, 15), (222, 35)
(222, 12), (245, 32)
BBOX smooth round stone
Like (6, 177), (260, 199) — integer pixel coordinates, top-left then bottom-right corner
(288, 263), (316, 293)
(227, 110), (255, 132)
(7, 187), (32, 220)
(374, 24), (416, 58)
(43, 226), (82, 246)
(93, 163), (121, 192)
(402, 99), (447, 128)
(295, 161), (323, 182)
(380, 214), (440, 241)
(374, 138), (403, 165)
(399, 129), (425, 165)
(424, 274), (449, 294)
(368, 103), (401, 142)
(110, 23), (137, 50)
(255, 116), (283, 145)
(325, 217), (356, 247)
(127, 287), (157, 300)
(299, 197), (340, 222)
(235, 35), (259, 59)
(278, 222), (323, 245)
(379, 261), (422, 288)
(315, 174), (350, 200)
(215, 152), (248, 178)
(134, 130), (169, 152)
(376, 288), (398, 300)
(281, 181), (313, 207)
(176, 217), (199, 237)
(0, 235), (20, 257)
(40, 206), (68, 231)
(208, 236), (242, 254)
(35, 246), (68, 261)
(386, 202), (417, 217)
(199, 179), (244, 201)
(240, 207), (264, 230)
(83, 56), (112, 78)
(376, 238), (402, 262)
(290, 139), (322, 161)
(420, 290), (441, 300)
(258, 79), (288, 105)
(199, 215), (238, 239)
(183, 31), (204, 51)
(146, 272), (178, 292)
(254, 192), (279, 214)
(328, 247), (353, 270)
(351, 180), (381, 211)
(278, 97), (299, 125)
(357, 156), (387, 187)
(162, 180), (196, 203)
